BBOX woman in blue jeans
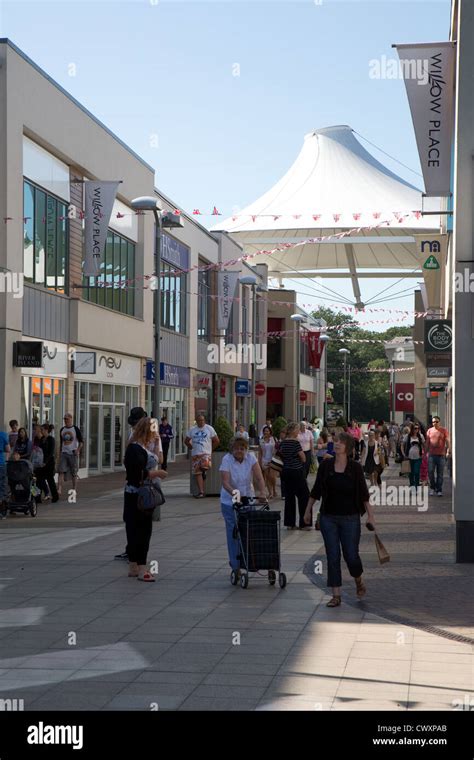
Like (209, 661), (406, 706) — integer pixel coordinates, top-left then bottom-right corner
(219, 437), (267, 578)
(304, 432), (376, 607)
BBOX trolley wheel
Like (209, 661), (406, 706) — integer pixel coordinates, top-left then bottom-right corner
(268, 570), (276, 585)
(230, 570), (239, 586)
(278, 572), (287, 589)
(30, 503), (37, 518)
(240, 573), (249, 589)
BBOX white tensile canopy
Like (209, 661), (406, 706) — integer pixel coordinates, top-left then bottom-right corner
(212, 125), (441, 306)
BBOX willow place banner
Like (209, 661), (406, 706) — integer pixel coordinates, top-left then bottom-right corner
(217, 271), (240, 330)
(394, 42), (455, 197)
(83, 180), (120, 277)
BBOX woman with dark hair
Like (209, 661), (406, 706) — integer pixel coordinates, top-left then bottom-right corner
(40, 424), (59, 503)
(124, 417), (167, 582)
(401, 422), (425, 490)
(14, 428), (32, 460)
(304, 432), (376, 607)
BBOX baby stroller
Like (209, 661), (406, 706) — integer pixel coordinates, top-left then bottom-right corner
(2, 460), (38, 518)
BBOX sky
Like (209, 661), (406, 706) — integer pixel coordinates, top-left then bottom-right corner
(1, 0), (451, 331)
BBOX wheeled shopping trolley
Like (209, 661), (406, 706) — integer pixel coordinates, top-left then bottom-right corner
(231, 500), (286, 589)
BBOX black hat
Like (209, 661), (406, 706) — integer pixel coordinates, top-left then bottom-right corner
(128, 407), (147, 426)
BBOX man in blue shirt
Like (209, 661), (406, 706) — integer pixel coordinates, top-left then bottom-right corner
(0, 428), (11, 517)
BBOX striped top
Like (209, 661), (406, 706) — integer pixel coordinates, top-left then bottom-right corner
(279, 438), (304, 470)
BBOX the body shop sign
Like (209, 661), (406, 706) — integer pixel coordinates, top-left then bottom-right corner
(424, 320), (452, 353)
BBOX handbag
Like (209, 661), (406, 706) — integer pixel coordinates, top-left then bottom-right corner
(137, 478), (165, 514)
(269, 455), (284, 473)
(374, 533), (390, 564)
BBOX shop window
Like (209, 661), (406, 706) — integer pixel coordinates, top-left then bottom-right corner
(160, 262), (187, 335)
(83, 229), (135, 316)
(267, 318), (283, 369)
(23, 180), (68, 293)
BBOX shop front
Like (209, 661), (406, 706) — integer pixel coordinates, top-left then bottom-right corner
(145, 361), (189, 461)
(193, 371), (213, 423)
(18, 339), (68, 436)
(214, 374), (234, 427)
(72, 348), (141, 474)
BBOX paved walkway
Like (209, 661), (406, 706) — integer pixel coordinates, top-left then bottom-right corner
(0, 461), (472, 711)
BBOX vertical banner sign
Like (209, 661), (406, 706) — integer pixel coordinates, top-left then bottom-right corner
(83, 181), (120, 276)
(307, 331), (324, 369)
(217, 271), (240, 330)
(414, 233), (446, 309)
(394, 42), (455, 196)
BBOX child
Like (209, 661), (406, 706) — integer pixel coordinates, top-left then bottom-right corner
(420, 451), (429, 485)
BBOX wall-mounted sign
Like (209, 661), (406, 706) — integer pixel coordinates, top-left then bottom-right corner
(20, 340), (68, 377)
(161, 232), (190, 271)
(427, 366), (451, 378)
(145, 361), (190, 388)
(235, 380), (251, 396)
(73, 348), (140, 384)
(13, 341), (43, 368)
(394, 383), (415, 413)
(424, 320), (452, 353)
(72, 352), (96, 375)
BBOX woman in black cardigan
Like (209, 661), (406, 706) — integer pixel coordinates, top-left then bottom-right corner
(304, 432), (376, 607)
(124, 417), (167, 582)
(40, 424), (59, 502)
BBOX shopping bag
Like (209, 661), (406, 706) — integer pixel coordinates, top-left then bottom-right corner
(400, 459), (410, 475)
(374, 533), (390, 564)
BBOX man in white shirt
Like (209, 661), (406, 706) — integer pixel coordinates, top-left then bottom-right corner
(58, 413), (83, 495)
(298, 422), (314, 478)
(185, 414), (219, 498)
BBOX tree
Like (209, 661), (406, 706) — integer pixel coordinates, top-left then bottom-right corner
(311, 308), (412, 422)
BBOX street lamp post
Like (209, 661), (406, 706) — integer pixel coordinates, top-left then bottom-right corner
(319, 334), (330, 425)
(339, 348), (350, 422)
(291, 314), (304, 421)
(131, 197), (183, 420)
(240, 275), (258, 439)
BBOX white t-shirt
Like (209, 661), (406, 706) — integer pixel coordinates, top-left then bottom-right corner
(187, 424), (217, 456)
(219, 452), (257, 506)
(61, 426), (79, 453)
(298, 430), (313, 452)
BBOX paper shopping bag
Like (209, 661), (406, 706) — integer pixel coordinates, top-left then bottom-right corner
(374, 533), (390, 564)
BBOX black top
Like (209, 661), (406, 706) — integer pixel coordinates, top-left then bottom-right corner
(124, 443), (148, 488)
(279, 439), (304, 470)
(311, 458), (370, 516)
(41, 435), (55, 466)
(325, 471), (359, 515)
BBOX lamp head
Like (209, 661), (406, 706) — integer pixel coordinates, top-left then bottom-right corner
(131, 196), (162, 212)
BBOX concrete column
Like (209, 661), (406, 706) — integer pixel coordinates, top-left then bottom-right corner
(453, 0), (474, 561)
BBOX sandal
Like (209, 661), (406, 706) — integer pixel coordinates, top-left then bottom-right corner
(355, 577), (366, 598)
(326, 595), (342, 607)
(137, 572), (156, 582)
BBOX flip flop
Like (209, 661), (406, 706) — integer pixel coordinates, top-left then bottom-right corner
(137, 572), (156, 582)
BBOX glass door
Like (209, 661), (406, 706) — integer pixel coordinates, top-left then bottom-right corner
(114, 406), (124, 467)
(89, 406), (100, 470)
(102, 406), (113, 470)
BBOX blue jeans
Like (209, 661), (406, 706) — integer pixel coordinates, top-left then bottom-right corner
(428, 455), (445, 493)
(320, 513), (363, 588)
(409, 458), (421, 488)
(0, 464), (6, 501)
(221, 502), (240, 570)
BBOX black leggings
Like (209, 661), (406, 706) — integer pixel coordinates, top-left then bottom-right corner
(123, 491), (153, 565)
(281, 469), (310, 528)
